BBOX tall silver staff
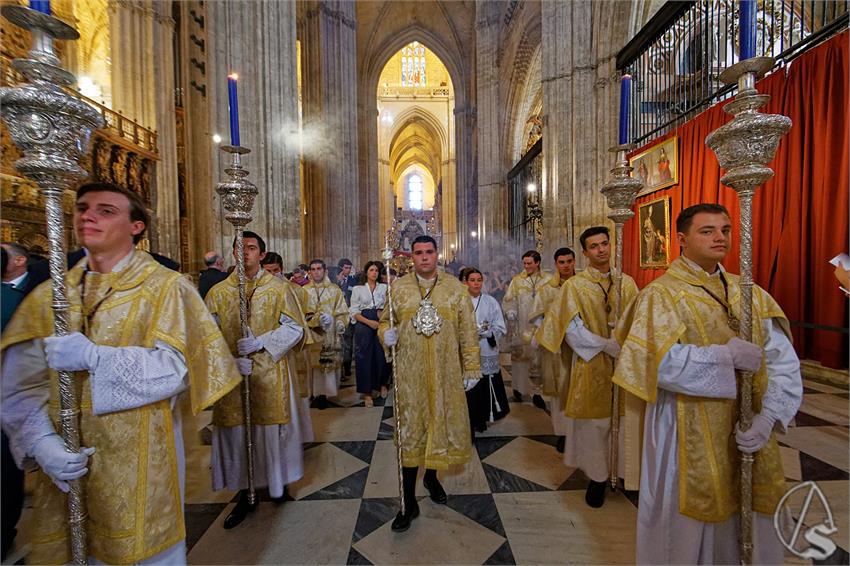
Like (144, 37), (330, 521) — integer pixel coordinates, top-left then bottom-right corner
(215, 145), (260, 506)
(382, 222), (406, 516)
(706, 56), (790, 564)
(1, 6), (104, 563)
(600, 144), (642, 492)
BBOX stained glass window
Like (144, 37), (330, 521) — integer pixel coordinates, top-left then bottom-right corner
(401, 42), (426, 87)
(408, 174), (423, 210)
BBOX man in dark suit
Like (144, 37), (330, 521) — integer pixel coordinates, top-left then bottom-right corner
(198, 251), (229, 299)
(0, 242), (33, 560)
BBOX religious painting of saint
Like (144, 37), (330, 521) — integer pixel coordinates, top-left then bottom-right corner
(629, 136), (678, 197)
(638, 196), (671, 269)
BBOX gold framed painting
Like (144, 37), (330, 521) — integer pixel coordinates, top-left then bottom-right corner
(638, 196), (671, 269)
(630, 137), (678, 197)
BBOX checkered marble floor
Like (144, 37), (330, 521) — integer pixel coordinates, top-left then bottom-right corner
(3, 362), (847, 565)
(177, 362), (850, 566)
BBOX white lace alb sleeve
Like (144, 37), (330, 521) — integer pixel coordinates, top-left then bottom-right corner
(489, 296), (507, 342)
(89, 340), (188, 416)
(259, 314), (304, 362)
(565, 315), (607, 362)
(657, 343), (737, 399)
(760, 319), (802, 432)
(1, 339), (56, 468)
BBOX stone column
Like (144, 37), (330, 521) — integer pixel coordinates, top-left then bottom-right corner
(206, 0), (302, 263)
(540, 0), (628, 268)
(475, 4), (505, 268)
(108, 0), (181, 262)
(299, 0), (360, 264)
(454, 104), (477, 265)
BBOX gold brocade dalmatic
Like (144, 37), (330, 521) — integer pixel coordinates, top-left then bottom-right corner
(536, 267), (638, 419)
(0, 252), (240, 565)
(503, 271), (553, 353)
(531, 276), (571, 397)
(283, 280), (312, 398)
(613, 257), (788, 523)
(302, 278), (349, 370)
(378, 273), (480, 469)
(205, 270), (308, 427)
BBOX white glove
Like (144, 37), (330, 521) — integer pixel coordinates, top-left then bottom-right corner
(237, 329), (263, 356)
(383, 328), (399, 347)
(602, 336), (621, 358)
(506, 311), (517, 322)
(725, 337), (763, 372)
(478, 327), (494, 338)
(464, 377), (480, 392)
(530, 336), (539, 349)
(235, 357), (253, 376)
(735, 413), (774, 454)
(336, 319), (346, 333)
(319, 313), (333, 330)
(44, 332), (100, 372)
(32, 434), (96, 493)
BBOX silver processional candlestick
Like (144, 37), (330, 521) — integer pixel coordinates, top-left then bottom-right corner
(600, 144), (642, 493)
(383, 221), (406, 516)
(706, 56), (791, 565)
(215, 145), (260, 506)
(0, 5), (105, 563)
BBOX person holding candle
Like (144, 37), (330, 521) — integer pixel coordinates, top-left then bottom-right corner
(613, 204), (802, 563)
(0, 182), (240, 564)
(535, 227), (638, 508)
(205, 231), (311, 529)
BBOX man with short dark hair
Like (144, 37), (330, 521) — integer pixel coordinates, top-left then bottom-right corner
(379, 235), (480, 531)
(331, 258), (357, 378)
(303, 259), (349, 409)
(503, 249), (553, 408)
(530, 247), (576, 452)
(205, 231), (310, 529)
(199, 250), (228, 299)
(537, 226), (638, 508)
(1, 182), (239, 564)
(614, 204), (802, 563)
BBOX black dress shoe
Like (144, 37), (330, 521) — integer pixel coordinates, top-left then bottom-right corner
(556, 436), (565, 453)
(532, 394), (546, 409)
(423, 475), (447, 504)
(513, 390), (523, 402)
(316, 395), (328, 410)
(585, 480), (607, 508)
(390, 500), (420, 532)
(223, 492), (257, 529)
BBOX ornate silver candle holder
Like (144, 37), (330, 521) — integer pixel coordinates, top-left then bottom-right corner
(1, 5), (105, 563)
(705, 56), (791, 565)
(215, 144), (259, 505)
(599, 143), (643, 493)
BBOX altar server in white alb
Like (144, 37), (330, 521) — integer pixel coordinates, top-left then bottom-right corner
(205, 231), (310, 529)
(614, 204), (803, 564)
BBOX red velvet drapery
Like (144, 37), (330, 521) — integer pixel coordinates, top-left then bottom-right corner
(623, 31), (849, 369)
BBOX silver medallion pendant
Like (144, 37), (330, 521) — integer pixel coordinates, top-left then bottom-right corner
(412, 298), (442, 336)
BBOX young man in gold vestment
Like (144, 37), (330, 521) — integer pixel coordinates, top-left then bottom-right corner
(379, 235), (480, 532)
(205, 231), (310, 529)
(302, 259), (349, 409)
(614, 204), (802, 564)
(536, 227), (638, 508)
(503, 250), (553, 408)
(529, 247), (576, 453)
(0, 183), (240, 564)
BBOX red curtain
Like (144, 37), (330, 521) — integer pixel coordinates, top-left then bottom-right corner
(623, 31), (849, 369)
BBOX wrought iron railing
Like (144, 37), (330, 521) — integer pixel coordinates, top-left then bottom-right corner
(1, 54), (158, 154)
(379, 85), (451, 98)
(618, 0), (849, 145)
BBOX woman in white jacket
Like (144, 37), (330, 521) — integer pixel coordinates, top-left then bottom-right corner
(349, 261), (389, 406)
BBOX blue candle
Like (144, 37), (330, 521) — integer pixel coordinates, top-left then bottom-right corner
(739, 0), (756, 60)
(227, 73), (240, 147)
(618, 74), (631, 145)
(29, 0), (51, 14)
